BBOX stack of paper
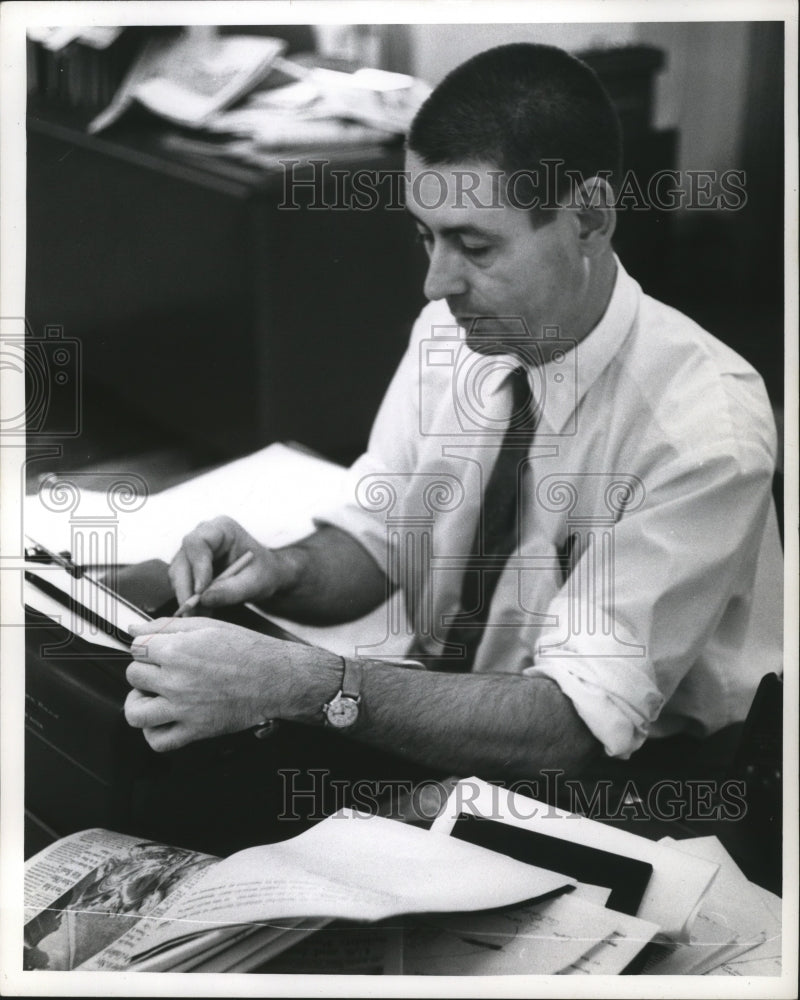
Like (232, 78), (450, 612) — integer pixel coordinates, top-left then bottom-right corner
(431, 778), (720, 939)
(202, 61), (432, 150)
(640, 836), (782, 976)
(403, 776), (781, 976)
(403, 894), (660, 976)
(89, 31), (287, 133)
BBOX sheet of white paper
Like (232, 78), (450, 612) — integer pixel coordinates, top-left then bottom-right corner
(264, 590), (409, 659)
(24, 443), (409, 658)
(643, 913), (762, 975)
(658, 836), (781, 975)
(403, 893), (658, 976)
(163, 810), (575, 925)
(431, 777), (719, 939)
(25, 443), (346, 565)
(709, 952), (783, 977)
(755, 883), (782, 924)
(87, 810), (575, 970)
(570, 882), (613, 907)
(258, 922), (404, 976)
(559, 907), (662, 975)
(660, 835), (776, 946)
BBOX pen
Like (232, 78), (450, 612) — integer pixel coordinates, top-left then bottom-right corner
(175, 551), (255, 617)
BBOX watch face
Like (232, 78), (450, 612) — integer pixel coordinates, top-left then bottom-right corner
(326, 696), (359, 729)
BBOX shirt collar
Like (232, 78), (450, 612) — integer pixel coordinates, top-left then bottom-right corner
(528, 257), (640, 435)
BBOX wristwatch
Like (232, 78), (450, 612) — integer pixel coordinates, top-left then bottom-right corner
(323, 658), (363, 729)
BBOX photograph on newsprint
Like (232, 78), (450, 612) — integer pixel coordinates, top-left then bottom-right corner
(0, 0), (796, 997)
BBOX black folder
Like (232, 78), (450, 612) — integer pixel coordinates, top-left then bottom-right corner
(450, 813), (653, 916)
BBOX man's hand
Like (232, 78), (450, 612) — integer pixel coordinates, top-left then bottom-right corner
(169, 516), (292, 610)
(124, 617), (341, 752)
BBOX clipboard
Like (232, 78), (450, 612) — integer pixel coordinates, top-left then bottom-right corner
(24, 536), (154, 651)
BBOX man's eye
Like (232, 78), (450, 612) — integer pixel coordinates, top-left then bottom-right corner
(415, 231), (433, 252)
(462, 243), (491, 258)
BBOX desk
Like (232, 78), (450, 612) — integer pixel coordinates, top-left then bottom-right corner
(23, 443), (782, 898)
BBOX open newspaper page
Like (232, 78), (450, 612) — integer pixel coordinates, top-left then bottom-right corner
(23, 828), (217, 971)
(59, 810), (573, 971)
(89, 31), (286, 133)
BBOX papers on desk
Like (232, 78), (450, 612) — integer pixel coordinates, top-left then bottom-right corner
(423, 777), (782, 977)
(25, 443), (346, 565)
(432, 777), (718, 939)
(89, 31), (287, 133)
(403, 894), (660, 976)
(641, 836), (782, 976)
(203, 62), (432, 150)
(85, 25), (430, 159)
(25, 811), (576, 973)
(24, 442), (404, 658)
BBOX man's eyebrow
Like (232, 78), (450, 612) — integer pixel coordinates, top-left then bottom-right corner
(404, 208), (496, 240)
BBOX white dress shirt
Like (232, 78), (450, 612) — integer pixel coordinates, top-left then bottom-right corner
(317, 262), (781, 758)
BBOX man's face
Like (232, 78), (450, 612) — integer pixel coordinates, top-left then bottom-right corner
(405, 152), (590, 354)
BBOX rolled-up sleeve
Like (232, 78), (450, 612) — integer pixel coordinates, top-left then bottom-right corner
(525, 427), (777, 758)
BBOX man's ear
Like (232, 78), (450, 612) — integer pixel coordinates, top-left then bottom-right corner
(572, 176), (616, 255)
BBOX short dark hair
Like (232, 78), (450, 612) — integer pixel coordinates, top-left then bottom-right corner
(408, 43), (623, 209)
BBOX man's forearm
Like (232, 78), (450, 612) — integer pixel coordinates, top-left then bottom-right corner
(263, 525), (392, 626)
(288, 650), (600, 781)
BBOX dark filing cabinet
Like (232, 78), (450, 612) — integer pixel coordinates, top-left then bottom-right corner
(26, 103), (428, 466)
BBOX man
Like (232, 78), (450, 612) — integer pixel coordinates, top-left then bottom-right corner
(124, 44), (779, 797)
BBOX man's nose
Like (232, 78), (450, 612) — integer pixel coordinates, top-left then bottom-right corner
(423, 244), (469, 301)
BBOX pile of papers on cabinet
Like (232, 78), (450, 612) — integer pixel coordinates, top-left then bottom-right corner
(83, 27), (431, 156)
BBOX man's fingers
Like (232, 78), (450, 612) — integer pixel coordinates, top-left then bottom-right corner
(168, 550), (196, 608)
(126, 661), (165, 693)
(129, 617), (213, 638)
(179, 528), (217, 596)
(198, 568), (261, 608)
(170, 516), (255, 608)
(172, 518), (232, 601)
(143, 725), (191, 754)
(124, 687), (176, 728)
(124, 689), (192, 752)
(129, 633), (164, 663)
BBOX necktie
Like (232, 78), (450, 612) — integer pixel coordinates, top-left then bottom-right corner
(432, 365), (538, 671)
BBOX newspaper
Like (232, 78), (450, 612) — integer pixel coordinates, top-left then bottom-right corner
(23, 810), (575, 973)
(88, 30), (286, 133)
(23, 828), (216, 971)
